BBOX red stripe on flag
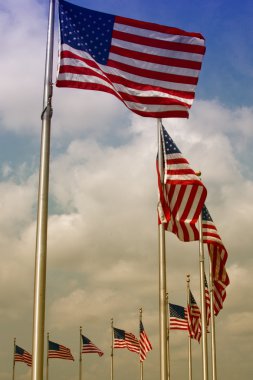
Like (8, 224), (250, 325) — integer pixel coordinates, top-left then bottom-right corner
(112, 30), (206, 55)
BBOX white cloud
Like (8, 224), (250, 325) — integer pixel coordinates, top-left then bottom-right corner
(0, 1), (47, 134)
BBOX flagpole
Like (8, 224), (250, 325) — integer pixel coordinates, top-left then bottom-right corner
(139, 308), (143, 380)
(46, 333), (49, 380)
(111, 318), (114, 380)
(12, 338), (16, 380)
(197, 177), (209, 380)
(166, 292), (170, 376)
(157, 118), (169, 380)
(32, 1), (55, 380)
(186, 275), (192, 380)
(209, 259), (217, 380)
(79, 326), (83, 380)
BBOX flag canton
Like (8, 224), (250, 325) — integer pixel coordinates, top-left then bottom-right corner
(202, 205), (213, 222)
(49, 341), (60, 351)
(59, 0), (114, 64)
(189, 291), (197, 305)
(140, 321), (144, 333)
(162, 127), (181, 154)
(114, 328), (125, 340)
(82, 336), (91, 345)
(169, 303), (186, 319)
(15, 345), (24, 355)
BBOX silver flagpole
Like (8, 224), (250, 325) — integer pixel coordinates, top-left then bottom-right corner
(111, 318), (114, 380)
(46, 333), (49, 380)
(79, 327), (83, 380)
(209, 259), (217, 380)
(31, 1), (55, 380)
(197, 184), (209, 380)
(166, 292), (170, 376)
(186, 275), (192, 380)
(157, 118), (169, 380)
(139, 308), (143, 380)
(12, 338), (16, 380)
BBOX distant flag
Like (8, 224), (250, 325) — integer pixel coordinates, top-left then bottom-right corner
(204, 273), (211, 327)
(187, 291), (201, 342)
(113, 327), (139, 353)
(57, 0), (206, 119)
(157, 125), (207, 241)
(81, 335), (104, 357)
(48, 340), (74, 361)
(169, 303), (188, 331)
(201, 205), (230, 315)
(14, 345), (32, 367)
(139, 321), (152, 362)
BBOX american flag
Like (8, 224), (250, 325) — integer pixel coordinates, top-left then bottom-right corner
(169, 303), (188, 331)
(187, 291), (201, 342)
(202, 205), (230, 315)
(157, 125), (207, 241)
(57, 0), (206, 118)
(113, 327), (139, 354)
(14, 345), (32, 367)
(204, 273), (211, 328)
(139, 321), (152, 362)
(48, 340), (74, 361)
(81, 335), (104, 356)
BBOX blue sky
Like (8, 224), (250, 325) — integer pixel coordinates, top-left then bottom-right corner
(0, 1), (253, 379)
(63, 0), (253, 107)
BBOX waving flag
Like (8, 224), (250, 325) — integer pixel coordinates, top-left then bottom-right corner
(14, 345), (32, 367)
(139, 321), (152, 362)
(81, 335), (104, 356)
(187, 291), (201, 342)
(204, 273), (211, 327)
(113, 327), (139, 353)
(57, 0), (206, 118)
(169, 303), (188, 331)
(157, 125), (207, 241)
(48, 341), (74, 361)
(201, 205), (230, 315)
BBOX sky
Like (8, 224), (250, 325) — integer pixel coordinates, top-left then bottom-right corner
(0, 0), (253, 379)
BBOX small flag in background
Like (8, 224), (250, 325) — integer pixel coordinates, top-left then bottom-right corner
(157, 125), (207, 241)
(81, 335), (104, 356)
(139, 321), (152, 362)
(57, 0), (206, 119)
(187, 291), (201, 342)
(14, 345), (32, 367)
(113, 327), (139, 353)
(48, 341), (74, 361)
(202, 205), (230, 315)
(169, 303), (188, 331)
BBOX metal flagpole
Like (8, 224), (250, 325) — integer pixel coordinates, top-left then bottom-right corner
(31, 1), (55, 380)
(12, 338), (16, 380)
(157, 118), (169, 380)
(46, 333), (49, 380)
(209, 259), (217, 380)
(139, 308), (143, 380)
(79, 327), (83, 380)
(186, 275), (192, 380)
(197, 188), (209, 380)
(166, 292), (170, 376)
(111, 318), (114, 380)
